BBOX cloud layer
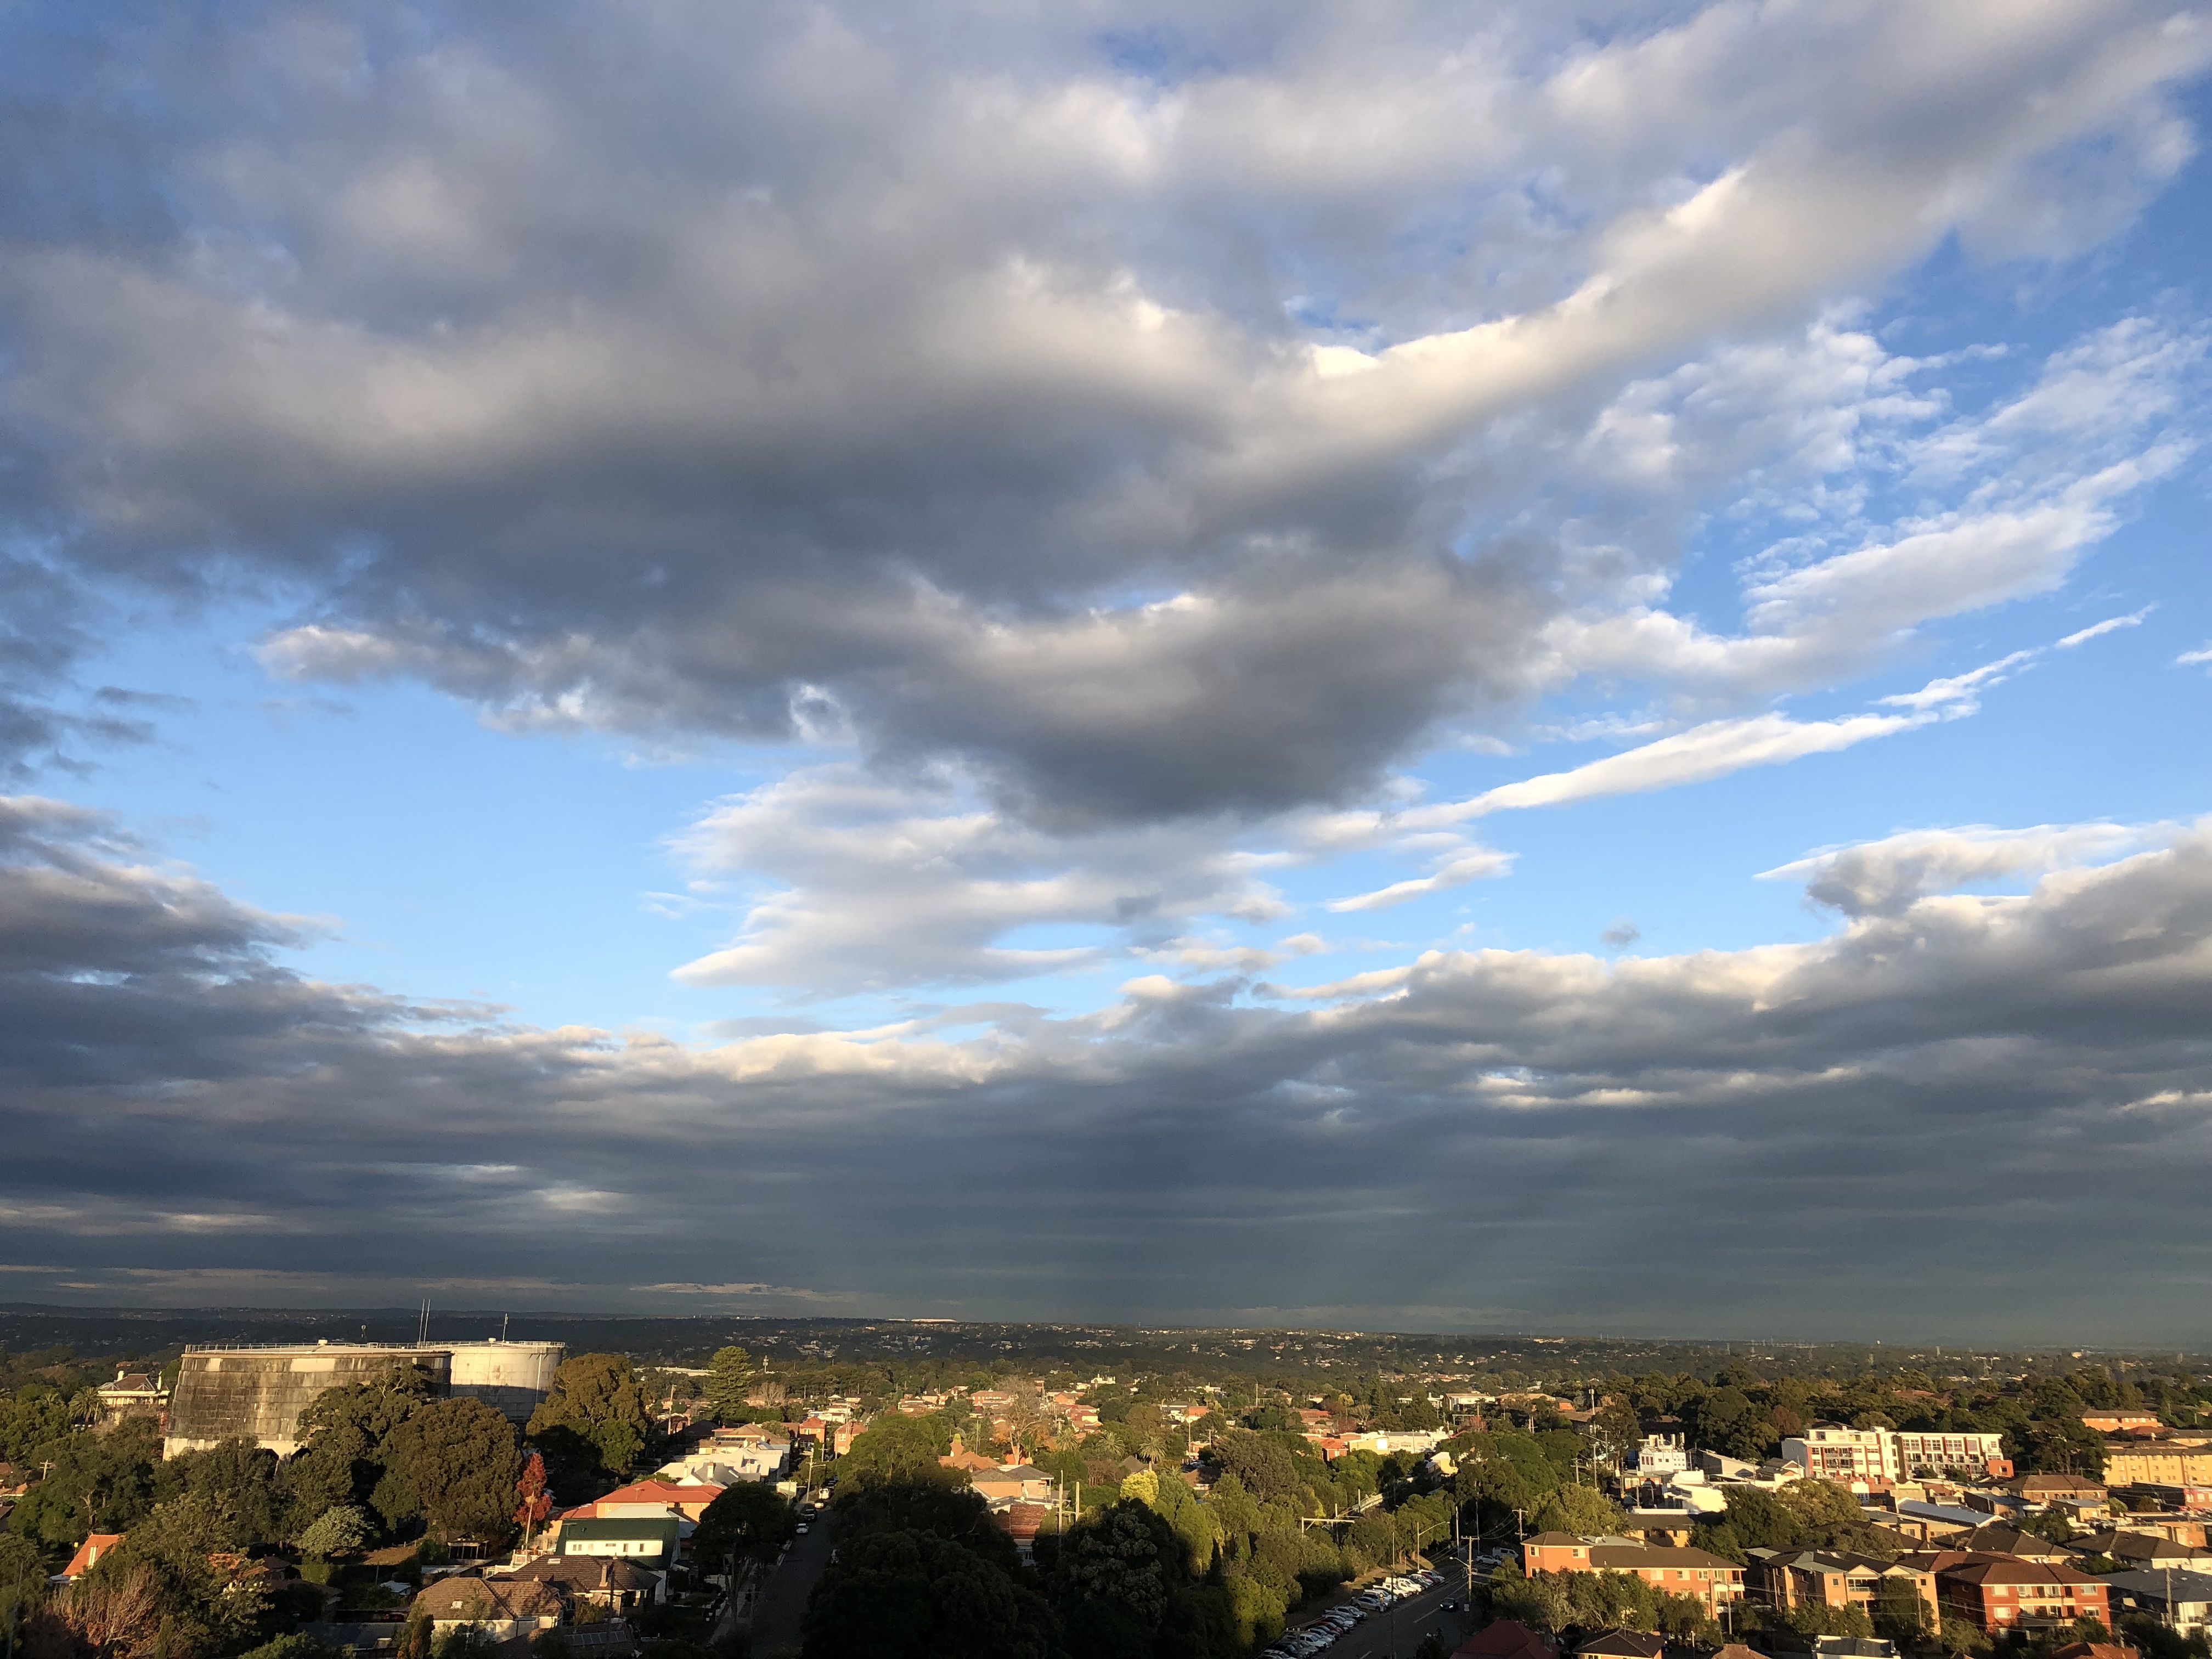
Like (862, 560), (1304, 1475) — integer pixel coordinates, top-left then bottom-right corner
(4, 797), (2210, 1341)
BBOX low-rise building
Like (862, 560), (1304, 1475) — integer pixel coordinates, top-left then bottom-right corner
(2070, 1530), (2212, 1573)
(2104, 1448), (2212, 1489)
(2102, 1567), (2212, 1637)
(494, 1554), (663, 1611)
(2083, 1415), (2164, 1435)
(1934, 1556), (2110, 1635)
(56, 1534), (126, 1583)
(1521, 1534), (1745, 1613)
(554, 1516), (681, 1570)
(94, 1369), (167, 1427)
(408, 1576), (567, 1640)
(1452, 1620), (1558, 1659)
(1747, 1549), (1938, 1623)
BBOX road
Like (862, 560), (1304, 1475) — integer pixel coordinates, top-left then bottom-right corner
(747, 1515), (835, 1657)
(1286, 1572), (1475, 1659)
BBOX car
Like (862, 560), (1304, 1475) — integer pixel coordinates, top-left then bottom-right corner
(794, 1523), (809, 1534)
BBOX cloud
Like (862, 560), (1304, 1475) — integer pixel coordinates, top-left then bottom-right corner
(1600, 919), (1641, 949)
(2179, 645), (2212, 668)
(7, 795), (2212, 1337)
(1759, 820), (2180, 917)
(0, 2), (2199, 825)
(664, 764), (1289, 992)
(2057, 605), (2156, 647)
(1421, 708), (1927, 822)
(1325, 847), (1516, 913)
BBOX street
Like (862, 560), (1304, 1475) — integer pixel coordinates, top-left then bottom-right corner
(747, 1513), (836, 1656)
(1285, 1571), (1474, 1659)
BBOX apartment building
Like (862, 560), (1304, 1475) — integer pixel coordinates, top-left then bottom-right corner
(1936, 1559), (2111, 1635)
(1784, 1426), (2008, 1482)
(1522, 1534), (1746, 1614)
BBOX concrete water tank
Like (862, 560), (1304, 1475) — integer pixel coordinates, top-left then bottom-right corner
(165, 1344), (453, 1458)
(447, 1340), (566, 1423)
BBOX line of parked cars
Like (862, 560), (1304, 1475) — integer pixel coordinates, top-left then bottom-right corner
(1259, 1568), (1449, 1658)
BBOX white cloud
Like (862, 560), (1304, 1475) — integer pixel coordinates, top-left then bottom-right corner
(1414, 708), (1927, 824)
(2057, 604), (2157, 647)
(2179, 644), (2212, 668)
(1326, 847), (1516, 912)
(666, 764), (1288, 992)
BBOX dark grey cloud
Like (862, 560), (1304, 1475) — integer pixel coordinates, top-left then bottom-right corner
(4, 798), (2209, 1342)
(0, 1), (2199, 824)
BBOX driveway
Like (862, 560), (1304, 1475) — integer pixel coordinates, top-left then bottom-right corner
(747, 1515), (835, 1657)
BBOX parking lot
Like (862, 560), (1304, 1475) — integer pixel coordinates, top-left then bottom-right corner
(1261, 1564), (1472, 1659)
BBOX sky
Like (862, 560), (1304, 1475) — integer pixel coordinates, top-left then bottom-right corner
(2, 0), (2211, 1346)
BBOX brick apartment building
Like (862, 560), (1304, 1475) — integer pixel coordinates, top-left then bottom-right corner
(1746, 1549), (1939, 1623)
(1936, 1558), (2111, 1635)
(1523, 1534), (1745, 1613)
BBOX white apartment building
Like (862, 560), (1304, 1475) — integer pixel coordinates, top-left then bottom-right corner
(1785, 1426), (2008, 1482)
(1785, 1426), (1903, 1482)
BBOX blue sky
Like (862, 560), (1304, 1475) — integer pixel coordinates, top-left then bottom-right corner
(3, 1), (2211, 1340)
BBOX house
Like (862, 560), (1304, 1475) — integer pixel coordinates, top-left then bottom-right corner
(553, 1516), (682, 1570)
(2048, 1645), (2137, 1659)
(2070, 1531), (2212, 1572)
(2102, 1568), (2212, 1638)
(1954, 1522), (2078, 1563)
(494, 1554), (664, 1611)
(567, 1480), (724, 1523)
(2012, 1474), (2108, 1509)
(1452, 1620), (1558, 1659)
(1619, 1513), (1699, 1548)
(1575, 1632), (1666, 1658)
(57, 1534), (126, 1583)
(969, 1464), (1056, 1504)
(1746, 1549), (1938, 1623)
(1892, 1502), (1993, 1543)
(2085, 1416), (2164, 1435)
(94, 1369), (167, 1426)
(991, 1502), (1049, 1562)
(1521, 1534), (1745, 1613)
(942, 1442), (1004, 1475)
(1934, 1556), (2111, 1634)
(408, 1576), (567, 1639)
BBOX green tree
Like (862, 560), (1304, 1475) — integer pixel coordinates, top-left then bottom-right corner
(802, 1527), (1056, 1659)
(526, 1354), (652, 1479)
(156, 1438), (284, 1547)
(381, 1398), (524, 1544)
(297, 1504), (372, 1559)
(281, 1364), (436, 1536)
(7, 1418), (161, 1549)
(1528, 1484), (1626, 1537)
(837, 1415), (956, 1487)
(1874, 1578), (1933, 1645)
(691, 1481), (796, 1578)
(704, 1347), (755, 1425)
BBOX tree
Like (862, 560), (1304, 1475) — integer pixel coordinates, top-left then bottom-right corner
(704, 1347), (755, 1425)
(7, 1418), (161, 1549)
(298, 1503), (373, 1559)
(513, 1452), (552, 1549)
(157, 1437), (284, 1548)
(526, 1355), (652, 1479)
(1591, 1402), (1645, 1466)
(1053, 1499), (1183, 1652)
(838, 1415), (956, 1487)
(802, 1527), (1056, 1659)
(1528, 1484), (1626, 1537)
(692, 1481), (796, 1577)
(381, 1398), (525, 1544)
(1874, 1578), (1933, 1645)
(281, 1364), (436, 1536)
